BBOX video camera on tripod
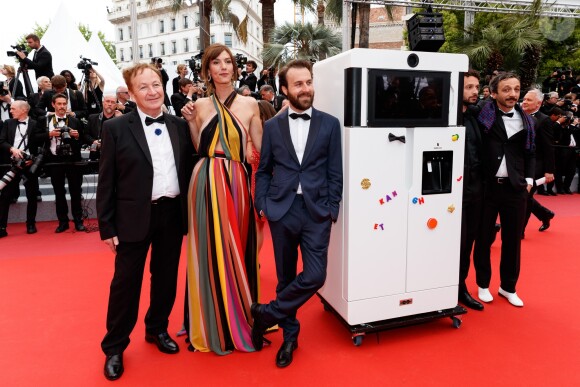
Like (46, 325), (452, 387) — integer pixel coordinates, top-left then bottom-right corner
(0, 151), (44, 191)
(188, 51), (203, 82)
(77, 56), (98, 73)
(6, 44), (27, 58)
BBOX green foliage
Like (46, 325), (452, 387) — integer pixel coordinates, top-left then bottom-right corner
(78, 24), (93, 41)
(98, 32), (117, 64)
(438, 11), (461, 53)
(262, 22), (341, 67)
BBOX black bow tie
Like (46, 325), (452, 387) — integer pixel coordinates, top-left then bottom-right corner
(145, 115), (165, 126)
(499, 111), (514, 118)
(18, 121), (27, 126)
(289, 113), (311, 120)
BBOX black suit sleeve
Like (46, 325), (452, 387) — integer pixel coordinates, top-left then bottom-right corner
(97, 119), (118, 239)
(0, 120), (11, 156)
(537, 117), (556, 174)
(170, 94), (189, 118)
(71, 90), (88, 119)
(22, 49), (53, 78)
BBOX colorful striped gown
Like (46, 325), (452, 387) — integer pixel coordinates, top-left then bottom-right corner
(186, 92), (258, 354)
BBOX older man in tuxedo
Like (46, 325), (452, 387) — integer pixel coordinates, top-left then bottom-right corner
(16, 34), (54, 80)
(253, 59), (343, 367)
(473, 72), (535, 307)
(0, 101), (39, 237)
(98, 63), (194, 381)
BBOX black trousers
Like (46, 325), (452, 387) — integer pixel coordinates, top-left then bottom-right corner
(0, 170), (39, 228)
(555, 147), (576, 192)
(263, 195), (332, 342)
(524, 185), (553, 229)
(47, 161), (83, 223)
(101, 198), (183, 356)
(459, 197), (482, 292)
(474, 181), (528, 293)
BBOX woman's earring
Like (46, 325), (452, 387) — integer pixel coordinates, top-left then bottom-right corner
(207, 74), (212, 82)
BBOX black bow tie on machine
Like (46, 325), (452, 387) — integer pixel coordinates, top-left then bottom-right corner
(289, 113), (311, 121)
(499, 111), (514, 118)
(145, 115), (165, 126)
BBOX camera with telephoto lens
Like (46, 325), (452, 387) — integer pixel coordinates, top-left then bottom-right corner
(6, 44), (27, 57)
(0, 152), (43, 191)
(235, 53), (247, 69)
(188, 51), (203, 82)
(56, 126), (73, 157)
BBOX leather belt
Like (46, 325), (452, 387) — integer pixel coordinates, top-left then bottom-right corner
(151, 196), (178, 204)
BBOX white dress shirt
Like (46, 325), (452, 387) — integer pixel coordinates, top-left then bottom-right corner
(496, 109), (533, 185)
(14, 118), (29, 151)
(288, 107), (313, 194)
(137, 108), (180, 201)
(49, 115), (67, 155)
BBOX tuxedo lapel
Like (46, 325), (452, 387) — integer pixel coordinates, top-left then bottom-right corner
(164, 114), (181, 171)
(301, 109), (321, 165)
(127, 111), (153, 166)
(278, 113), (300, 165)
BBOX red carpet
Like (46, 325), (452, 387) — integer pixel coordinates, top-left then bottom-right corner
(0, 194), (579, 386)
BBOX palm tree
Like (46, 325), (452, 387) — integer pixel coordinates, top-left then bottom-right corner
(262, 22), (341, 67)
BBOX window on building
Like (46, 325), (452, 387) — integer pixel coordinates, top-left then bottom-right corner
(129, 49), (133, 61)
(210, 34), (216, 44)
(184, 38), (189, 52)
(148, 43), (153, 58)
(128, 26), (132, 39)
(120, 48), (125, 62)
(171, 41), (177, 54)
(171, 18), (176, 31)
(139, 45), (143, 59)
(160, 42), (165, 56)
(195, 13), (200, 27)
(159, 19), (165, 33)
(224, 33), (232, 48)
(196, 37), (200, 50)
(184, 15), (189, 29)
(118, 28), (124, 41)
(210, 13), (215, 24)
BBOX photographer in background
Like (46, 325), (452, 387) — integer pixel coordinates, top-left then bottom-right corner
(28, 76), (52, 118)
(1, 65), (25, 100)
(238, 60), (257, 92)
(35, 93), (85, 233)
(115, 86), (136, 114)
(83, 67), (106, 116)
(259, 84), (286, 112)
(85, 94), (120, 161)
(16, 34), (54, 80)
(170, 78), (197, 118)
(172, 64), (189, 95)
(0, 101), (39, 237)
(258, 66), (278, 94)
(35, 75), (87, 119)
(553, 109), (579, 194)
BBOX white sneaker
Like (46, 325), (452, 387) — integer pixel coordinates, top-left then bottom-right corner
(499, 287), (524, 307)
(478, 287), (494, 303)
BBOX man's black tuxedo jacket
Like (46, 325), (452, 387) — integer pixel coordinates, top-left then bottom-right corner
(532, 111), (556, 178)
(34, 115), (84, 161)
(239, 72), (257, 92)
(170, 93), (191, 118)
(97, 111), (194, 242)
(479, 104), (536, 190)
(0, 118), (39, 164)
(35, 89), (88, 119)
(255, 107), (343, 223)
(22, 46), (54, 80)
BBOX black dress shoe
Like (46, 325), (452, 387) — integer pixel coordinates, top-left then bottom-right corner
(548, 191), (557, 196)
(276, 340), (298, 368)
(104, 353), (124, 381)
(539, 211), (555, 232)
(458, 291), (484, 311)
(564, 189), (573, 195)
(0, 228), (7, 238)
(26, 224), (37, 234)
(74, 220), (86, 231)
(145, 332), (179, 354)
(250, 303), (267, 351)
(55, 222), (69, 233)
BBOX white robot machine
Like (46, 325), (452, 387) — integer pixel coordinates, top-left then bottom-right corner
(314, 49), (469, 345)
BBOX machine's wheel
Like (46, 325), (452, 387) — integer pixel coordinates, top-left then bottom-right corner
(352, 335), (364, 346)
(451, 316), (462, 328)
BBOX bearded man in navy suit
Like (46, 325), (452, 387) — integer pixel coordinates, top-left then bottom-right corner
(252, 59), (343, 368)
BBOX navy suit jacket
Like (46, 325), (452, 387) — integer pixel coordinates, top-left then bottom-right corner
(255, 107), (343, 223)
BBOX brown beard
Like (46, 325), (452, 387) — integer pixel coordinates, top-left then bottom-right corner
(286, 90), (315, 111)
